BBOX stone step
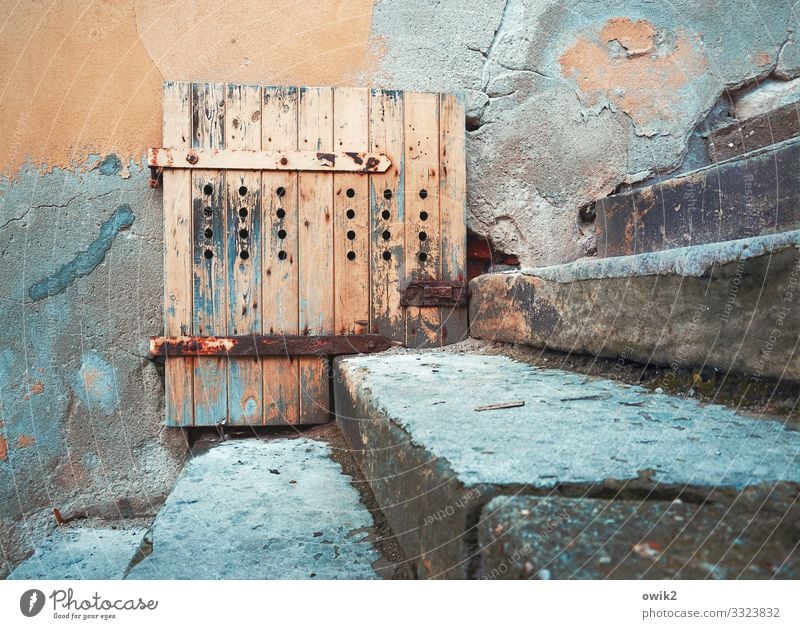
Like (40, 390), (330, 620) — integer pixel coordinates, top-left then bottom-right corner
(7, 437), (390, 580)
(596, 137), (800, 257)
(126, 438), (381, 579)
(7, 527), (148, 580)
(334, 351), (800, 579)
(470, 230), (800, 382)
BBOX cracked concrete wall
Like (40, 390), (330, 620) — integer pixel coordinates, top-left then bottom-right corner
(369, 0), (800, 265)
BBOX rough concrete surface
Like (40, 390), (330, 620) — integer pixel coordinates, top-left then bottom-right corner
(0, 161), (186, 578)
(371, 0), (800, 264)
(126, 438), (381, 579)
(470, 231), (800, 381)
(7, 526), (147, 580)
(734, 77), (800, 120)
(335, 351), (800, 577)
(479, 496), (799, 579)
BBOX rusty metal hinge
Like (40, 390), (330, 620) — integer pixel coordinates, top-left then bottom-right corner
(400, 280), (469, 308)
(149, 334), (391, 358)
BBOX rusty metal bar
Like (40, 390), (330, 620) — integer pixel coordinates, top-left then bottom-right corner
(149, 334), (392, 358)
(400, 279), (469, 308)
(148, 148), (391, 173)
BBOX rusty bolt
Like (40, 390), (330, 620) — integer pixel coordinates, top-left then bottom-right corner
(280, 157), (288, 166)
(186, 152), (199, 165)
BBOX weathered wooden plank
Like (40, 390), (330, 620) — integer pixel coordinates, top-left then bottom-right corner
(709, 102), (800, 162)
(333, 87), (370, 336)
(148, 148), (389, 173)
(298, 86), (334, 424)
(162, 81), (193, 427)
(596, 137), (800, 257)
(368, 89), (405, 343)
(404, 92), (441, 348)
(192, 82), (228, 426)
(150, 334), (391, 357)
(438, 93), (468, 345)
(262, 86), (301, 425)
(225, 84), (262, 425)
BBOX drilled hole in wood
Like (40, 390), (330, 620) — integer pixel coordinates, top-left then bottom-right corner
(420, 211), (428, 221)
(278, 250), (287, 260)
(383, 189), (392, 200)
(382, 230), (391, 241)
(276, 186), (286, 197)
(418, 251), (428, 262)
(204, 207), (213, 216)
(203, 184), (213, 195)
(239, 208), (248, 218)
(239, 228), (249, 239)
(276, 208), (286, 219)
(419, 231), (427, 241)
(278, 229), (287, 239)
(347, 251), (356, 261)
(346, 209), (355, 219)
(204, 228), (213, 238)
(419, 189), (428, 199)
(381, 210), (390, 220)
(346, 188), (355, 198)
(347, 230), (356, 241)
(204, 249), (213, 259)
(239, 185), (248, 196)
(240, 250), (250, 260)
(382, 250), (391, 261)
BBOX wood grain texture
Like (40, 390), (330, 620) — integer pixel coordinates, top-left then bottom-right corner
(368, 89), (405, 343)
(404, 92), (441, 348)
(162, 81), (193, 427)
(333, 87), (370, 335)
(226, 83), (262, 425)
(298, 86), (334, 424)
(148, 148), (389, 172)
(438, 93), (468, 345)
(262, 86), (300, 424)
(192, 82), (228, 426)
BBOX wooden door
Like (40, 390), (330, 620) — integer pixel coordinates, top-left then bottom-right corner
(155, 82), (467, 427)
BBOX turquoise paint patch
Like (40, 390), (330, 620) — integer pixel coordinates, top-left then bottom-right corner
(28, 204), (135, 301)
(98, 154), (122, 176)
(70, 351), (118, 414)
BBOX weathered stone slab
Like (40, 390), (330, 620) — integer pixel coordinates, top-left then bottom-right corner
(709, 102), (800, 161)
(479, 495), (800, 579)
(334, 351), (800, 578)
(126, 438), (380, 579)
(596, 139), (800, 257)
(470, 230), (800, 382)
(8, 527), (147, 580)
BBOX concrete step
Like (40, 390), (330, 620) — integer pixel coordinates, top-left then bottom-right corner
(126, 437), (382, 579)
(596, 136), (800, 257)
(334, 350), (800, 579)
(7, 526), (148, 580)
(9, 437), (387, 580)
(470, 230), (800, 382)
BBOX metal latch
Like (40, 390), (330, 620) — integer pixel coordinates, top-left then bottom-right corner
(400, 280), (469, 308)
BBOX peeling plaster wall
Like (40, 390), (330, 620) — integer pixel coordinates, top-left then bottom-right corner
(1, 0), (799, 575)
(369, 0), (800, 264)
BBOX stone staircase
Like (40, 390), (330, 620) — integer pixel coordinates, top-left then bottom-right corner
(8, 104), (800, 581)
